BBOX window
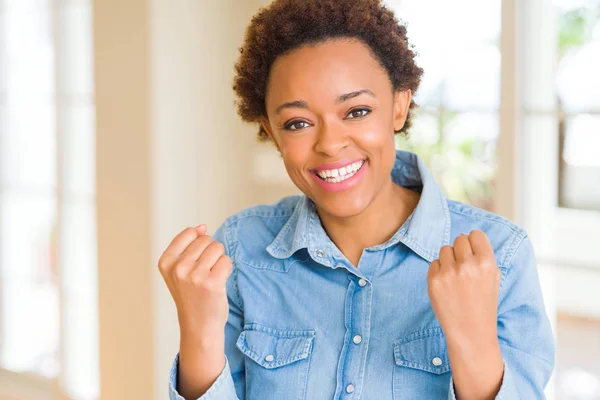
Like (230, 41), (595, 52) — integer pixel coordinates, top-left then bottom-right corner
(556, 0), (600, 212)
(0, 0), (98, 398)
(0, 0), (59, 379)
(387, 0), (501, 211)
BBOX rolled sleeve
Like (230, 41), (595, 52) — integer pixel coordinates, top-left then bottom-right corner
(448, 363), (520, 400)
(168, 221), (244, 400)
(449, 234), (555, 400)
(169, 353), (239, 400)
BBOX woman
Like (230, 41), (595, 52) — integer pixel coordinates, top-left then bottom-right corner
(160, 0), (555, 399)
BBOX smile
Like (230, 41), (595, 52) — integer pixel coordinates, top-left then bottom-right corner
(314, 160), (366, 183)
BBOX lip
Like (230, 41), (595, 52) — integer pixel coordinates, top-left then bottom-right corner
(310, 160), (368, 193)
(312, 158), (365, 172)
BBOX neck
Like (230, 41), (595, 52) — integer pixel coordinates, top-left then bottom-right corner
(316, 179), (421, 267)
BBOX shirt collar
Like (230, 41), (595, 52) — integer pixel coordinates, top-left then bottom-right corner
(266, 150), (451, 264)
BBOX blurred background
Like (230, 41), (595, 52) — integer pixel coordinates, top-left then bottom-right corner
(0, 0), (598, 399)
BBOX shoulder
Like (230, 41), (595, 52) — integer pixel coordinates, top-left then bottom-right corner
(223, 194), (301, 229)
(446, 199), (529, 269)
(218, 194), (303, 255)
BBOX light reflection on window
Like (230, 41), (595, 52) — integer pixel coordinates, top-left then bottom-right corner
(0, 1), (59, 379)
(556, 0), (600, 211)
(0, 1), (99, 398)
(386, 0), (501, 210)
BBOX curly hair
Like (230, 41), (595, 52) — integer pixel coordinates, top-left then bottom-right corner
(233, 0), (424, 141)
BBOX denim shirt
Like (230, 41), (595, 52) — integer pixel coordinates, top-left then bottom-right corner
(169, 150), (555, 400)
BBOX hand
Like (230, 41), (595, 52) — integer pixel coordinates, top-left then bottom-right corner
(427, 230), (501, 346)
(427, 230), (504, 400)
(158, 225), (233, 343)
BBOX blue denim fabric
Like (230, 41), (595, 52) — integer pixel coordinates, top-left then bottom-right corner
(169, 150), (555, 400)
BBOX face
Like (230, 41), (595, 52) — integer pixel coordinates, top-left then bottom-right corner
(262, 38), (411, 219)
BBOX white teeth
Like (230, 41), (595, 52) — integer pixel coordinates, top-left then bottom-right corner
(315, 160), (365, 183)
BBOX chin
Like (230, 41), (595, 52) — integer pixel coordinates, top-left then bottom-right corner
(314, 194), (371, 219)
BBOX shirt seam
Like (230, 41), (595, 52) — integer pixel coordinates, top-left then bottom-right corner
(227, 196), (301, 221)
(448, 210), (523, 235)
(496, 231), (527, 296)
(501, 231), (528, 268)
(223, 219), (243, 310)
(447, 203), (523, 235)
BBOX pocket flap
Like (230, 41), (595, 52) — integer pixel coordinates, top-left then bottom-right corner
(393, 327), (450, 375)
(236, 323), (315, 369)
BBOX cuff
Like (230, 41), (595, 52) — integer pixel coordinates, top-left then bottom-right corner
(448, 363), (518, 400)
(169, 353), (238, 400)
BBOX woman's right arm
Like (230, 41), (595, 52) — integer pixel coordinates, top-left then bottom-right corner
(159, 224), (244, 400)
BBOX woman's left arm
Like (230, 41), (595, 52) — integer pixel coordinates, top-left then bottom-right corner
(428, 230), (555, 400)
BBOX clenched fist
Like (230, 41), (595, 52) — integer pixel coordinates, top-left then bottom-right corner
(427, 230), (504, 400)
(158, 224), (233, 341)
(427, 229), (501, 346)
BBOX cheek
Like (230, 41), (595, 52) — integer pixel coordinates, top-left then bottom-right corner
(278, 140), (313, 186)
(282, 157), (312, 193)
(358, 129), (392, 145)
(351, 120), (397, 172)
(279, 137), (312, 165)
(351, 118), (396, 148)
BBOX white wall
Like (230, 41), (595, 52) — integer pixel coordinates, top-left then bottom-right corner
(95, 0), (155, 398)
(95, 0), (279, 398)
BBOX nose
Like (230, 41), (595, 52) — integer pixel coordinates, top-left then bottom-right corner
(313, 120), (350, 157)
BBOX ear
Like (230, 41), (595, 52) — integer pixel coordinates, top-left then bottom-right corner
(260, 117), (281, 153)
(392, 90), (412, 132)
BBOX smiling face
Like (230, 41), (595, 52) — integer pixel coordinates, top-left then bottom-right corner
(262, 38), (412, 219)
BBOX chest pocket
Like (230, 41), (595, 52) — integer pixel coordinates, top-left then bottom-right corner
(236, 323), (315, 400)
(392, 327), (452, 399)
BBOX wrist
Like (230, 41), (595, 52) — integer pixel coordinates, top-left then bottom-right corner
(180, 325), (225, 351)
(180, 335), (226, 370)
(445, 331), (503, 371)
(447, 336), (504, 400)
(443, 325), (499, 352)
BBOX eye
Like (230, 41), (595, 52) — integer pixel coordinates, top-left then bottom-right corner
(346, 107), (372, 119)
(283, 120), (311, 131)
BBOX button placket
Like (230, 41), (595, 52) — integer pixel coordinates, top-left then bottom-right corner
(336, 251), (379, 397)
(335, 273), (372, 398)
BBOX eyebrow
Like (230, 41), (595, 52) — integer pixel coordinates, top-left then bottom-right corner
(274, 89), (376, 115)
(275, 100), (309, 115)
(336, 89), (376, 104)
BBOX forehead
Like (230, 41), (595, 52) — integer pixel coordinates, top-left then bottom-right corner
(266, 38), (391, 107)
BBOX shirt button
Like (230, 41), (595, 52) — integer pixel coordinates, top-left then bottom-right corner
(265, 354), (274, 362)
(346, 384), (355, 394)
(316, 249), (325, 257)
(432, 357), (443, 366)
(358, 278), (367, 287)
(352, 335), (362, 344)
